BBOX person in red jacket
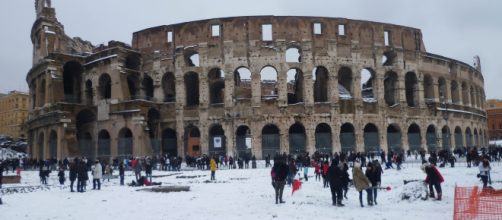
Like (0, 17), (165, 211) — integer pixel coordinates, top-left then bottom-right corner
(314, 162), (321, 181)
(424, 162), (444, 200)
(322, 161), (330, 188)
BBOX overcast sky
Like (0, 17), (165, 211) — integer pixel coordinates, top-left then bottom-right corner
(1, 0), (501, 99)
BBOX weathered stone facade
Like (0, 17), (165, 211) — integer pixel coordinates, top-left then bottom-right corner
(26, 1), (488, 160)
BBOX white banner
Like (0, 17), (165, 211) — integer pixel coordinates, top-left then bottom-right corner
(214, 137), (222, 148)
(245, 137), (252, 149)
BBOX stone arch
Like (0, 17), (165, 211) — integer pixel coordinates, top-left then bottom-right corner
(363, 123), (379, 152)
(387, 124), (402, 152)
(465, 127), (472, 146)
(208, 124), (226, 156)
(184, 125), (201, 157)
(260, 66), (278, 99)
(315, 123), (332, 153)
(98, 73), (112, 99)
(76, 109), (96, 159)
(184, 72), (199, 106)
(236, 125), (252, 156)
(162, 128), (177, 156)
(361, 68), (376, 102)
(142, 74), (154, 100)
(442, 126), (451, 150)
(470, 86), (476, 108)
(127, 74), (140, 100)
(162, 72), (176, 102)
(48, 130), (57, 159)
(287, 68), (304, 104)
(405, 72), (418, 107)
(338, 67), (353, 98)
(289, 122), (306, 154)
(313, 66), (329, 102)
(85, 79), (93, 105)
(38, 79), (46, 107)
(63, 61), (83, 103)
(118, 128), (133, 158)
(340, 123), (356, 152)
(262, 124), (280, 157)
(408, 123), (422, 152)
(97, 130), (111, 159)
(423, 74), (434, 102)
(285, 46), (301, 63)
(208, 68), (225, 104)
(454, 126), (463, 148)
(474, 128), (479, 147)
(234, 67), (252, 99)
(438, 77), (446, 101)
(462, 82), (469, 106)
(384, 71), (399, 106)
(38, 132), (45, 159)
(451, 80), (460, 104)
(425, 125), (437, 152)
(125, 54), (141, 71)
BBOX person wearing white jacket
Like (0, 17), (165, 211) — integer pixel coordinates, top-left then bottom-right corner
(92, 160), (103, 190)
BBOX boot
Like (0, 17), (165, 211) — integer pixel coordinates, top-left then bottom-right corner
(337, 200), (345, 207)
(436, 193), (442, 201)
(360, 197), (364, 207)
(429, 191), (435, 199)
(368, 199), (373, 206)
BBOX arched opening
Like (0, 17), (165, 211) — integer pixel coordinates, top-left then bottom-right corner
(423, 74), (434, 102)
(462, 82), (469, 106)
(382, 51), (396, 66)
(262, 124), (280, 158)
(474, 129), (479, 147)
(313, 66), (329, 102)
(340, 123), (356, 152)
(185, 52), (200, 67)
(85, 79), (93, 105)
(287, 68), (304, 104)
(384, 71), (399, 106)
(289, 123), (306, 154)
(184, 125), (201, 157)
(405, 72), (418, 107)
(234, 67), (252, 99)
(118, 128), (133, 158)
(76, 109), (96, 159)
(260, 66), (278, 99)
(38, 133), (45, 159)
(387, 124), (402, 152)
(425, 125), (436, 152)
(125, 54), (141, 71)
(454, 127), (463, 148)
(451, 81), (459, 104)
(97, 130), (111, 160)
(63, 61), (83, 103)
(315, 123), (332, 153)
(142, 75), (154, 100)
(162, 128), (177, 156)
(48, 130), (57, 159)
(338, 67), (353, 99)
(209, 124), (226, 156)
(98, 74), (112, 99)
(465, 127), (472, 146)
(184, 72), (200, 106)
(406, 124), (421, 152)
(147, 108), (161, 154)
(438, 77), (446, 102)
(38, 79), (46, 107)
(470, 86), (476, 107)
(286, 47), (301, 63)
(127, 74), (139, 100)
(162, 72), (176, 102)
(208, 68), (225, 104)
(442, 126), (451, 150)
(363, 123), (379, 152)
(31, 81), (37, 109)
(361, 68), (376, 102)
(236, 125), (252, 157)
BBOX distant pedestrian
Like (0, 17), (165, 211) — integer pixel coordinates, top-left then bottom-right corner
(119, 162), (125, 186)
(327, 159), (344, 207)
(92, 160), (102, 190)
(423, 161), (444, 200)
(478, 158), (491, 188)
(210, 157), (217, 181)
(69, 159), (77, 192)
(57, 167), (65, 190)
(271, 157), (289, 204)
(352, 162), (372, 207)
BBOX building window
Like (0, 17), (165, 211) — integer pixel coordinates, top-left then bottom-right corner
(313, 23), (322, 35)
(167, 31), (173, 43)
(338, 24), (346, 36)
(262, 24), (273, 41)
(211, 25), (220, 37)
(384, 30), (390, 46)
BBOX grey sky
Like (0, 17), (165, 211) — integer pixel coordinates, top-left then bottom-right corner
(1, 0), (501, 99)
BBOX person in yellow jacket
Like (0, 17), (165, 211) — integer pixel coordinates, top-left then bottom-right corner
(210, 157), (217, 181)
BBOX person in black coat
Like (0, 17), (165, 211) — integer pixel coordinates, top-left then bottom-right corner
(271, 157), (289, 204)
(69, 159), (78, 192)
(119, 162), (125, 186)
(327, 159), (344, 207)
(340, 162), (350, 199)
(77, 160), (88, 192)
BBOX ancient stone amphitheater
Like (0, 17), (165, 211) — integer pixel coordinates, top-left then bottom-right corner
(26, 1), (487, 160)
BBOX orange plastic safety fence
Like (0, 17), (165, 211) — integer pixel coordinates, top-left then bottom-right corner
(454, 186), (502, 220)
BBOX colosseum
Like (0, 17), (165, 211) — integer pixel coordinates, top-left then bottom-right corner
(26, 0), (488, 160)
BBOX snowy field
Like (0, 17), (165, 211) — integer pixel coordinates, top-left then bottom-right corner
(1, 160), (501, 220)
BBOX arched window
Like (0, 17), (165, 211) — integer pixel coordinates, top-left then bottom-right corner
(260, 66), (278, 99)
(287, 69), (304, 104)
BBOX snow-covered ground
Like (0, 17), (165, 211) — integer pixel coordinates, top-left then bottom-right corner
(1, 160), (501, 220)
